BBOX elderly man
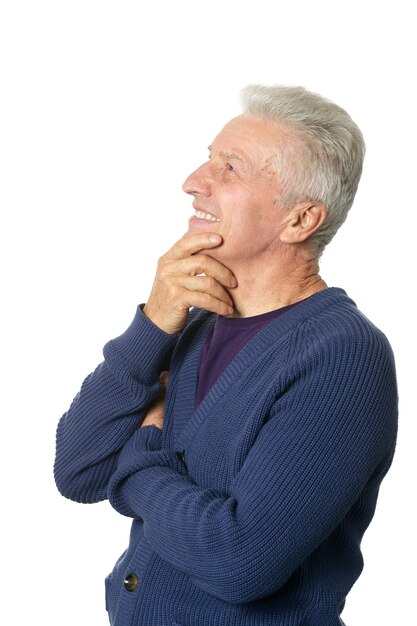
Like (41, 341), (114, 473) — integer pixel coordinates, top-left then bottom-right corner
(54, 85), (398, 626)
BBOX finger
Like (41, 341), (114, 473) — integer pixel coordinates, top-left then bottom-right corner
(171, 254), (237, 289)
(180, 289), (234, 317)
(141, 411), (164, 429)
(166, 232), (223, 260)
(180, 275), (234, 307)
(159, 371), (169, 390)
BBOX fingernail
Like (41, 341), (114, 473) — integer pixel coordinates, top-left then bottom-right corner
(230, 277), (238, 287)
(209, 234), (222, 243)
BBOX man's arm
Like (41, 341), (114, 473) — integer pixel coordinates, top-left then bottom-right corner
(53, 307), (178, 503)
(54, 233), (236, 503)
(107, 326), (397, 603)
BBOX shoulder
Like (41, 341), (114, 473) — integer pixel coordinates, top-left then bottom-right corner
(284, 289), (397, 404)
(285, 290), (398, 445)
(298, 288), (394, 358)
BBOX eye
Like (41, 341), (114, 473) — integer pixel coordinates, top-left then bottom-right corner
(226, 162), (234, 171)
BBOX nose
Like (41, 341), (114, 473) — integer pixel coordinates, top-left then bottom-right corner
(182, 161), (212, 197)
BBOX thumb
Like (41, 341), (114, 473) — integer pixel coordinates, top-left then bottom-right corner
(160, 370), (169, 392)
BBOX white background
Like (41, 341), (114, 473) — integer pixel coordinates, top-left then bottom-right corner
(1, 1), (415, 624)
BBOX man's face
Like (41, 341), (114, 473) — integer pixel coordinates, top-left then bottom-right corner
(182, 114), (292, 264)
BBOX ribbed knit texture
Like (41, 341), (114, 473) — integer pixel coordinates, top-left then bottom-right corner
(54, 288), (398, 626)
(196, 301), (297, 407)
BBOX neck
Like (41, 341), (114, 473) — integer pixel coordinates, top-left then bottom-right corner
(225, 247), (327, 318)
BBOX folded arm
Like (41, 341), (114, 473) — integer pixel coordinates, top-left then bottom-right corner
(108, 330), (397, 603)
(54, 307), (178, 503)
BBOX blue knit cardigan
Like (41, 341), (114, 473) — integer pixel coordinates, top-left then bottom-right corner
(54, 288), (398, 626)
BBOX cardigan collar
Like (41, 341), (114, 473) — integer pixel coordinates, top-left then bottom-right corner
(162, 288), (354, 450)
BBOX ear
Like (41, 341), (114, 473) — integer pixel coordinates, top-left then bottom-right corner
(279, 202), (327, 244)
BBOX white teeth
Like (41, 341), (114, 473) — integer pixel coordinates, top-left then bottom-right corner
(195, 210), (220, 222)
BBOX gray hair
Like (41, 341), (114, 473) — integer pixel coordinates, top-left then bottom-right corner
(241, 84), (365, 253)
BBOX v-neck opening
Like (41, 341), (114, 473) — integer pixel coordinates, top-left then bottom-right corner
(165, 288), (353, 449)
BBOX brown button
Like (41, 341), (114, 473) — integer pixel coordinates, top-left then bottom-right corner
(124, 573), (139, 592)
(176, 451), (186, 465)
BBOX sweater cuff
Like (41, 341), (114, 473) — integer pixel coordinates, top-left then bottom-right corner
(118, 426), (163, 467)
(103, 305), (179, 384)
(108, 449), (188, 518)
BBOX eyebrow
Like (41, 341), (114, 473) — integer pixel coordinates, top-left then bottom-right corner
(207, 145), (243, 161)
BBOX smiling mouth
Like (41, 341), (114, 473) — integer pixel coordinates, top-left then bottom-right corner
(194, 209), (220, 222)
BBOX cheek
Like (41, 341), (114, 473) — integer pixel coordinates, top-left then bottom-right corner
(216, 187), (279, 246)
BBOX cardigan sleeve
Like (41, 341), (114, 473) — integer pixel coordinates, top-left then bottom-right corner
(107, 323), (398, 604)
(54, 306), (179, 503)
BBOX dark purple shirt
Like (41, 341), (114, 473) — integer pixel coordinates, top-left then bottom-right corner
(196, 303), (298, 407)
